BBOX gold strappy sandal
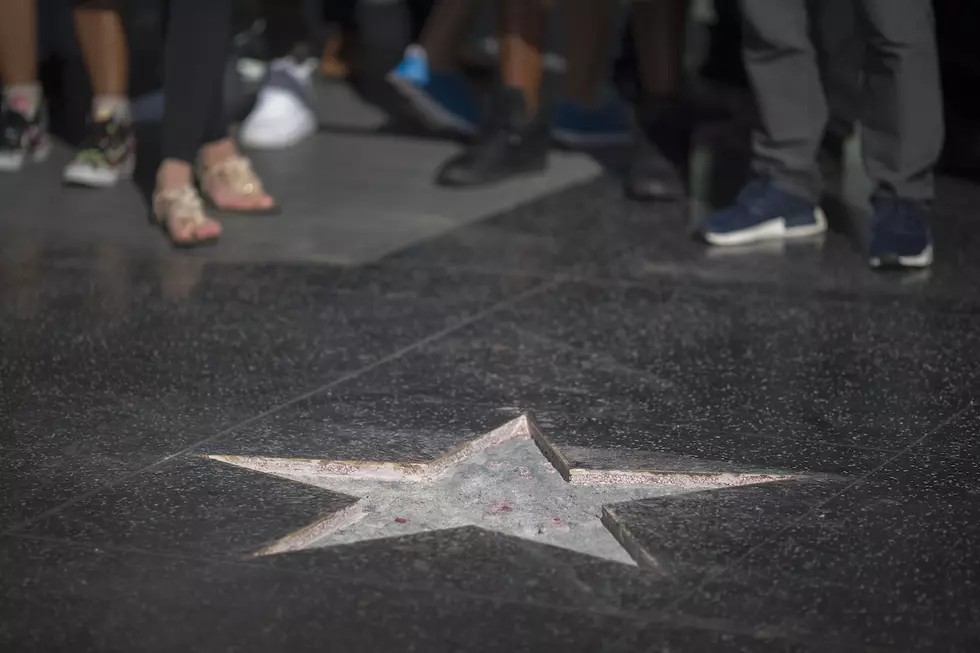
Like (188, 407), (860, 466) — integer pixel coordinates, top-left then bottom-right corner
(152, 185), (222, 248)
(196, 155), (279, 216)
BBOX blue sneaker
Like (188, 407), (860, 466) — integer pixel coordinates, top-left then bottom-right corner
(551, 95), (632, 147)
(386, 45), (480, 134)
(868, 198), (933, 269)
(701, 179), (827, 247)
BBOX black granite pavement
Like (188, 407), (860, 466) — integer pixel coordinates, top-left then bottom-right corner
(3, 74), (980, 653)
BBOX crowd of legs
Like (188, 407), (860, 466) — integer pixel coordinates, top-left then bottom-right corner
(0, 0), (947, 269)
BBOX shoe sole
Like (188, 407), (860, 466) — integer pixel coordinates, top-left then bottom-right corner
(869, 245), (934, 269)
(551, 128), (633, 148)
(703, 208), (828, 247)
(240, 122), (317, 150)
(63, 155), (135, 188)
(0, 141), (52, 172)
(386, 73), (477, 135)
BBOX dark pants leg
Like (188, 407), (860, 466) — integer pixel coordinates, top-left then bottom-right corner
(264, 0), (315, 59)
(856, 0), (943, 202)
(740, 0), (826, 202)
(161, 0), (233, 163)
(811, 0), (861, 141)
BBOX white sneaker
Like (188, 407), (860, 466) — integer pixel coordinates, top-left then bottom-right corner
(239, 58), (318, 150)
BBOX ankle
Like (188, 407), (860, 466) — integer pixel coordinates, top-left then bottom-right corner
(92, 94), (132, 123)
(198, 139), (237, 169)
(156, 159), (193, 192)
(2, 82), (43, 118)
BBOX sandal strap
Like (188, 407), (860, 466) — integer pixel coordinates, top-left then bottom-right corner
(197, 155), (265, 197)
(153, 185), (209, 229)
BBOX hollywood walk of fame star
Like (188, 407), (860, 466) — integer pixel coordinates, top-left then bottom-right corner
(206, 416), (789, 566)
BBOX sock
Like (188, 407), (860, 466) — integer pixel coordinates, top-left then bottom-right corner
(2, 82), (43, 118)
(92, 94), (132, 123)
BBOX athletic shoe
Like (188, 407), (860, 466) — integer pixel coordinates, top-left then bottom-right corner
(701, 179), (827, 246)
(63, 109), (136, 187)
(0, 99), (50, 172)
(387, 45), (480, 134)
(551, 95), (632, 147)
(239, 58), (318, 149)
(868, 198), (933, 269)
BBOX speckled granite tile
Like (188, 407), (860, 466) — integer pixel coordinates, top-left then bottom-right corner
(385, 177), (665, 277)
(911, 405), (980, 461)
(497, 281), (980, 449)
(260, 526), (677, 614)
(670, 478), (980, 651)
(0, 259), (540, 528)
(19, 455), (355, 557)
(611, 622), (810, 653)
(533, 416), (891, 478)
(600, 479), (848, 579)
(0, 535), (639, 653)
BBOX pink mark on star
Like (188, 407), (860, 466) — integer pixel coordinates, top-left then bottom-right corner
(486, 500), (513, 514)
(394, 517), (408, 524)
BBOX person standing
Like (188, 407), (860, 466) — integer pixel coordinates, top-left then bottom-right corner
(700, 0), (943, 270)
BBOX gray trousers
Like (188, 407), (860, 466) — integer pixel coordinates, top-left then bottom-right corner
(740, 0), (944, 203)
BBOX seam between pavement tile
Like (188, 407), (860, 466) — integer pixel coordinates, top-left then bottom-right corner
(0, 280), (558, 537)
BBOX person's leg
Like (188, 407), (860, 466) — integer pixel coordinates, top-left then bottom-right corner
(388, 0), (483, 134)
(154, 0), (235, 245)
(435, 0), (551, 187)
(810, 0), (861, 156)
(857, 0), (943, 268)
(405, 0), (436, 42)
(65, 0), (135, 187)
(700, 0), (828, 246)
(497, 0), (548, 117)
(240, 0), (318, 149)
(0, 0), (50, 171)
(551, 0), (631, 147)
(625, 0), (692, 200)
(320, 0), (359, 79)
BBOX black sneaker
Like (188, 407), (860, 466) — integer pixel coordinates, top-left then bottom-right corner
(868, 198), (933, 269)
(0, 100), (51, 172)
(435, 87), (549, 187)
(63, 110), (136, 187)
(625, 103), (691, 202)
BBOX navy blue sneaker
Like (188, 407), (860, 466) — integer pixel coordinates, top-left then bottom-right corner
(387, 45), (480, 134)
(868, 198), (933, 269)
(701, 180), (827, 247)
(551, 95), (632, 147)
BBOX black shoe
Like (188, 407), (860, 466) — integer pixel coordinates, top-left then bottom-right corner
(624, 104), (690, 202)
(0, 100), (51, 172)
(436, 86), (549, 187)
(62, 110), (136, 188)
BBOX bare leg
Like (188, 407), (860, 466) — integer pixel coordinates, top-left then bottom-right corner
(498, 0), (548, 116)
(0, 0), (36, 86)
(561, 0), (619, 107)
(625, 0), (692, 201)
(74, 1), (128, 98)
(0, 0), (42, 114)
